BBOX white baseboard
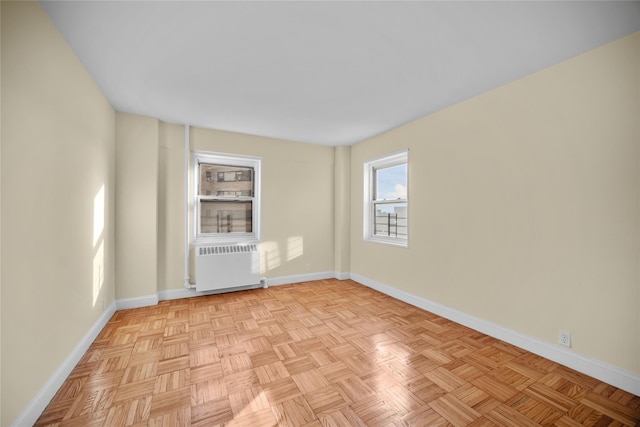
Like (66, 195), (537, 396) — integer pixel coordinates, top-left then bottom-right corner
(12, 302), (117, 427)
(157, 271), (348, 301)
(158, 271), (346, 301)
(115, 294), (159, 310)
(351, 273), (640, 396)
(335, 272), (351, 280)
(158, 284), (263, 301)
(158, 287), (198, 301)
(264, 271), (336, 287)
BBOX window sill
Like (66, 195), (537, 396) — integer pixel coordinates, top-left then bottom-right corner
(364, 236), (408, 248)
(195, 233), (258, 246)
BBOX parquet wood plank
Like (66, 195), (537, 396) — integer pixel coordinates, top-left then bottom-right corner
(189, 362), (223, 384)
(453, 383), (499, 414)
(147, 405), (190, 427)
(291, 369), (330, 394)
(581, 392), (640, 426)
(304, 385), (351, 415)
(507, 392), (565, 425)
(227, 407), (278, 427)
(56, 410), (108, 427)
(112, 378), (155, 404)
(406, 375), (448, 404)
(190, 378), (226, 406)
(448, 360), (488, 383)
(262, 377), (303, 405)
(424, 366), (467, 392)
(523, 382), (580, 413)
(472, 374), (520, 402)
(485, 402), (546, 427)
(319, 410), (362, 427)
(318, 361), (353, 384)
(36, 279), (639, 427)
(157, 355), (190, 375)
(336, 375), (375, 404)
(120, 362), (157, 385)
(429, 393), (481, 426)
(228, 386), (271, 416)
(350, 393), (401, 425)
(154, 369), (190, 393)
(403, 405), (451, 427)
(272, 395), (317, 426)
(382, 383), (426, 416)
(188, 346), (219, 368)
(190, 397), (233, 427)
(255, 361), (290, 385)
(148, 387), (191, 419)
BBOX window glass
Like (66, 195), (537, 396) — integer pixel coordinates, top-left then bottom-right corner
(199, 165), (253, 196)
(375, 164), (407, 201)
(199, 200), (253, 233)
(373, 202), (407, 238)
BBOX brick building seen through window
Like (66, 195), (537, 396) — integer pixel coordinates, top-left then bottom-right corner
(198, 164), (254, 234)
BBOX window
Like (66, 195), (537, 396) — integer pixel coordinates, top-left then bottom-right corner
(193, 152), (261, 243)
(364, 150), (408, 247)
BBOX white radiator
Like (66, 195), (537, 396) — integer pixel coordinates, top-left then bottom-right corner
(195, 244), (260, 292)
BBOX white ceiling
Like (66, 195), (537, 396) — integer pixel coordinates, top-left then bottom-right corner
(40, 1), (640, 146)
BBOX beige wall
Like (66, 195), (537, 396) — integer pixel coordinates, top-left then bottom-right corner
(351, 33), (640, 374)
(188, 127), (335, 281)
(116, 118), (183, 295)
(334, 146), (351, 276)
(115, 113), (159, 299)
(158, 122), (186, 291)
(0, 2), (116, 425)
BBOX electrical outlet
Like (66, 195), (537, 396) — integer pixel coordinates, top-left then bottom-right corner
(559, 330), (571, 347)
(306, 264), (310, 272)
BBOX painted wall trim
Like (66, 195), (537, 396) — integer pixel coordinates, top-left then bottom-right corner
(115, 294), (159, 310)
(264, 271), (336, 287)
(11, 301), (117, 427)
(350, 273), (640, 396)
(335, 272), (351, 280)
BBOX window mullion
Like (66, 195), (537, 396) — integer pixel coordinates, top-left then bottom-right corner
(374, 199), (408, 204)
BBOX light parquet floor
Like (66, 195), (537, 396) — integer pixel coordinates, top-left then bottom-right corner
(36, 279), (640, 427)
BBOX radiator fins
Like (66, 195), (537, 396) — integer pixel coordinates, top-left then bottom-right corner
(198, 244), (258, 256)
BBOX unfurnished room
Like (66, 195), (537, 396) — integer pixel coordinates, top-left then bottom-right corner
(1, 1), (639, 426)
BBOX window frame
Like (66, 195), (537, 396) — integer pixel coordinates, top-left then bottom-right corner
(192, 151), (262, 244)
(363, 150), (409, 248)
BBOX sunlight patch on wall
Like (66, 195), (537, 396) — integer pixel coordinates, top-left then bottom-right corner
(93, 240), (105, 306)
(286, 236), (304, 262)
(260, 241), (281, 272)
(93, 185), (106, 306)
